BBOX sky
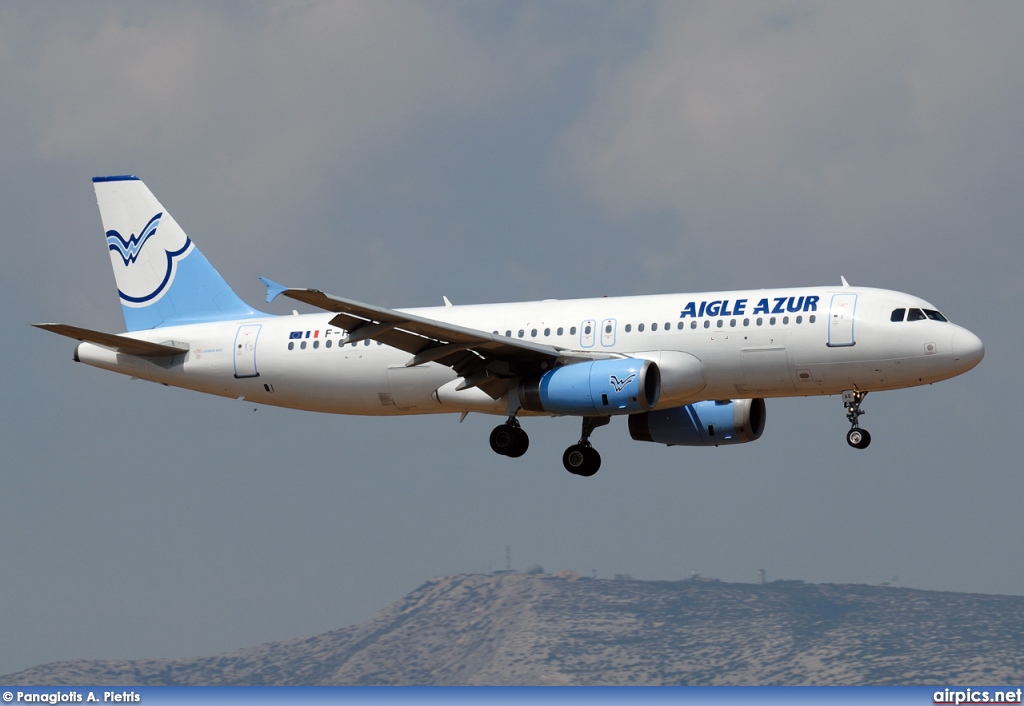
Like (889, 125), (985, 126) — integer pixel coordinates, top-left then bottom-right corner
(1, 0), (1021, 677)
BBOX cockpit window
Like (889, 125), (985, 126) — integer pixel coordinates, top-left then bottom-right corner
(924, 309), (947, 322)
(890, 308), (905, 322)
(907, 308), (926, 321)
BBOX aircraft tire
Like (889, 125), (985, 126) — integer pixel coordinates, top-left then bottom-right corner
(847, 428), (871, 449)
(563, 445), (601, 476)
(490, 424), (516, 456)
(506, 428), (530, 458)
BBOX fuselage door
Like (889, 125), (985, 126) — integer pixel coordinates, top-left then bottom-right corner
(580, 319), (596, 348)
(827, 293), (858, 347)
(233, 324), (262, 378)
(600, 318), (617, 347)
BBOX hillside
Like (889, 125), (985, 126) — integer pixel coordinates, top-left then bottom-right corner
(5, 572), (1024, 685)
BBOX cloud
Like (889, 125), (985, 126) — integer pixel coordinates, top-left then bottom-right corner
(31, 3), (565, 184)
(554, 2), (1024, 283)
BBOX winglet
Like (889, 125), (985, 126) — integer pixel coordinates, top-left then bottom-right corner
(260, 277), (289, 303)
(840, 276), (851, 287)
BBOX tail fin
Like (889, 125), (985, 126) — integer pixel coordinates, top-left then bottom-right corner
(93, 175), (265, 331)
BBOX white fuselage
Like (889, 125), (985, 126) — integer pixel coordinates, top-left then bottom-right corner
(72, 285), (983, 417)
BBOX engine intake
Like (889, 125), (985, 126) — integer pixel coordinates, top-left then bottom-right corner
(521, 359), (660, 415)
(628, 398), (766, 446)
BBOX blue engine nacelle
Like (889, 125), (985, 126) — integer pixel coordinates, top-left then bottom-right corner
(628, 398), (766, 446)
(520, 359), (661, 415)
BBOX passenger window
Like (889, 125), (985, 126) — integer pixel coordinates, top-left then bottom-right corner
(364, 340), (371, 346)
(313, 340), (319, 349)
(809, 315), (816, 324)
(505, 330), (511, 337)
(326, 339), (332, 348)
(890, 308), (906, 322)
(743, 318), (750, 326)
(716, 320), (723, 328)
(570, 326), (577, 335)
(584, 325), (592, 334)
(544, 328), (550, 336)
(796, 316), (802, 324)
(690, 321), (697, 329)
(924, 309), (947, 322)
(557, 327), (564, 335)
(769, 317), (776, 325)
(756, 318), (763, 326)
(729, 319), (736, 327)
(531, 328), (537, 337)
(625, 324), (632, 333)
(664, 322), (670, 330)
(907, 308), (926, 321)
(518, 329), (525, 337)
(703, 320), (710, 329)
(783, 316), (789, 324)
(651, 323), (658, 331)
(638, 323), (645, 332)
(288, 341), (294, 351)
(300, 341), (307, 349)
(605, 324), (612, 334)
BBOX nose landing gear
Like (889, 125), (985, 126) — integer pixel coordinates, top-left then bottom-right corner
(843, 390), (871, 449)
(562, 416), (609, 477)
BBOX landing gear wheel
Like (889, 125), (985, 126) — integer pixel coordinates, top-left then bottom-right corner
(562, 444), (601, 476)
(846, 428), (871, 449)
(506, 427), (530, 458)
(490, 424), (529, 457)
(489, 424), (514, 455)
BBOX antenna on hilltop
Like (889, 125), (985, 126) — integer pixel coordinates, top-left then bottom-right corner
(505, 545), (511, 572)
(758, 569), (767, 584)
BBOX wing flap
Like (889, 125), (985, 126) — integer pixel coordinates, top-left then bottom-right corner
(34, 323), (189, 357)
(282, 287), (562, 364)
(269, 285), (625, 397)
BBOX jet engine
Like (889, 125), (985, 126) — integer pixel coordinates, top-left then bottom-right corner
(628, 398), (766, 446)
(520, 359), (660, 415)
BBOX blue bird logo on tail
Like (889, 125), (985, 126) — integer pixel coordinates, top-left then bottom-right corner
(106, 213), (163, 266)
(609, 373), (636, 392)
(104, 212), (192, 304)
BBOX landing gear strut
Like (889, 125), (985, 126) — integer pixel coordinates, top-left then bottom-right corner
(490, 416), (529, 458)
(843, 390), (871, 449)
(562, 416), (609, 477)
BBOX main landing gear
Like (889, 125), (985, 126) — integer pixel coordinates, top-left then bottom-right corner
(489, 416), (530, 458)
(488, 414), (608, 477)
(561, 416), (609, 477)
(843, 390), (871, 449)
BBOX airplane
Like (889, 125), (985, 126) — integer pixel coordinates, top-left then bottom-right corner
(35, 176), (985, 477)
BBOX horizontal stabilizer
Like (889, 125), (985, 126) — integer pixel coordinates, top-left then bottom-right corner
(33, 323), (189, 357)
(259, 276), (288, 304)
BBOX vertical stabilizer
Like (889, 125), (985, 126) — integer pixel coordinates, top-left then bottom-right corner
(93, 175), (264, 331)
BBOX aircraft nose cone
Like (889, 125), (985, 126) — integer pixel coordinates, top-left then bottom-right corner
(951, 329), (984, 374)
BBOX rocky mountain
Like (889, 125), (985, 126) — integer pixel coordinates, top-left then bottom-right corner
(6, 571), (1024, 685)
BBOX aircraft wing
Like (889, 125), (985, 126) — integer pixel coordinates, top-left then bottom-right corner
(33, 323), (189, 357)
(262, 279), (612, 398)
